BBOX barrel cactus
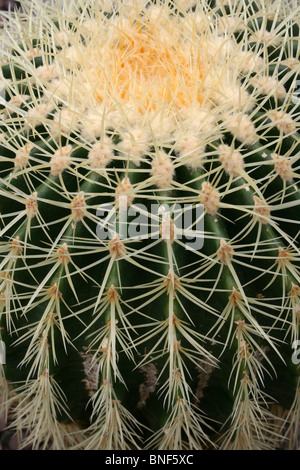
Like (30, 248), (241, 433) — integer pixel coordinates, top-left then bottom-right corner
(0, 0), (299, 450)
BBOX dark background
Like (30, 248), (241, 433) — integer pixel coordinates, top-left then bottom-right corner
(0, 0), (20, 10)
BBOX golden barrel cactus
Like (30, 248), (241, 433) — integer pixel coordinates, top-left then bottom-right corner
(0, 0), (299, 450)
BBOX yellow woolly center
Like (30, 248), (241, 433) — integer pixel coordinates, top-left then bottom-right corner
(95, 19), (203, 112)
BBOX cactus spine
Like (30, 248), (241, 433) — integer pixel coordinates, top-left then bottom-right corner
(0, 0), (299, 450)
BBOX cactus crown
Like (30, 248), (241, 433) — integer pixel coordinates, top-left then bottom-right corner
(0, 0), (299, 450)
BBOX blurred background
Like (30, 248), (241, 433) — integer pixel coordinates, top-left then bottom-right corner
(0, 1), (20, 9)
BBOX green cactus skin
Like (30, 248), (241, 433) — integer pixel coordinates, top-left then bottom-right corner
(0, 0), (299, 450)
